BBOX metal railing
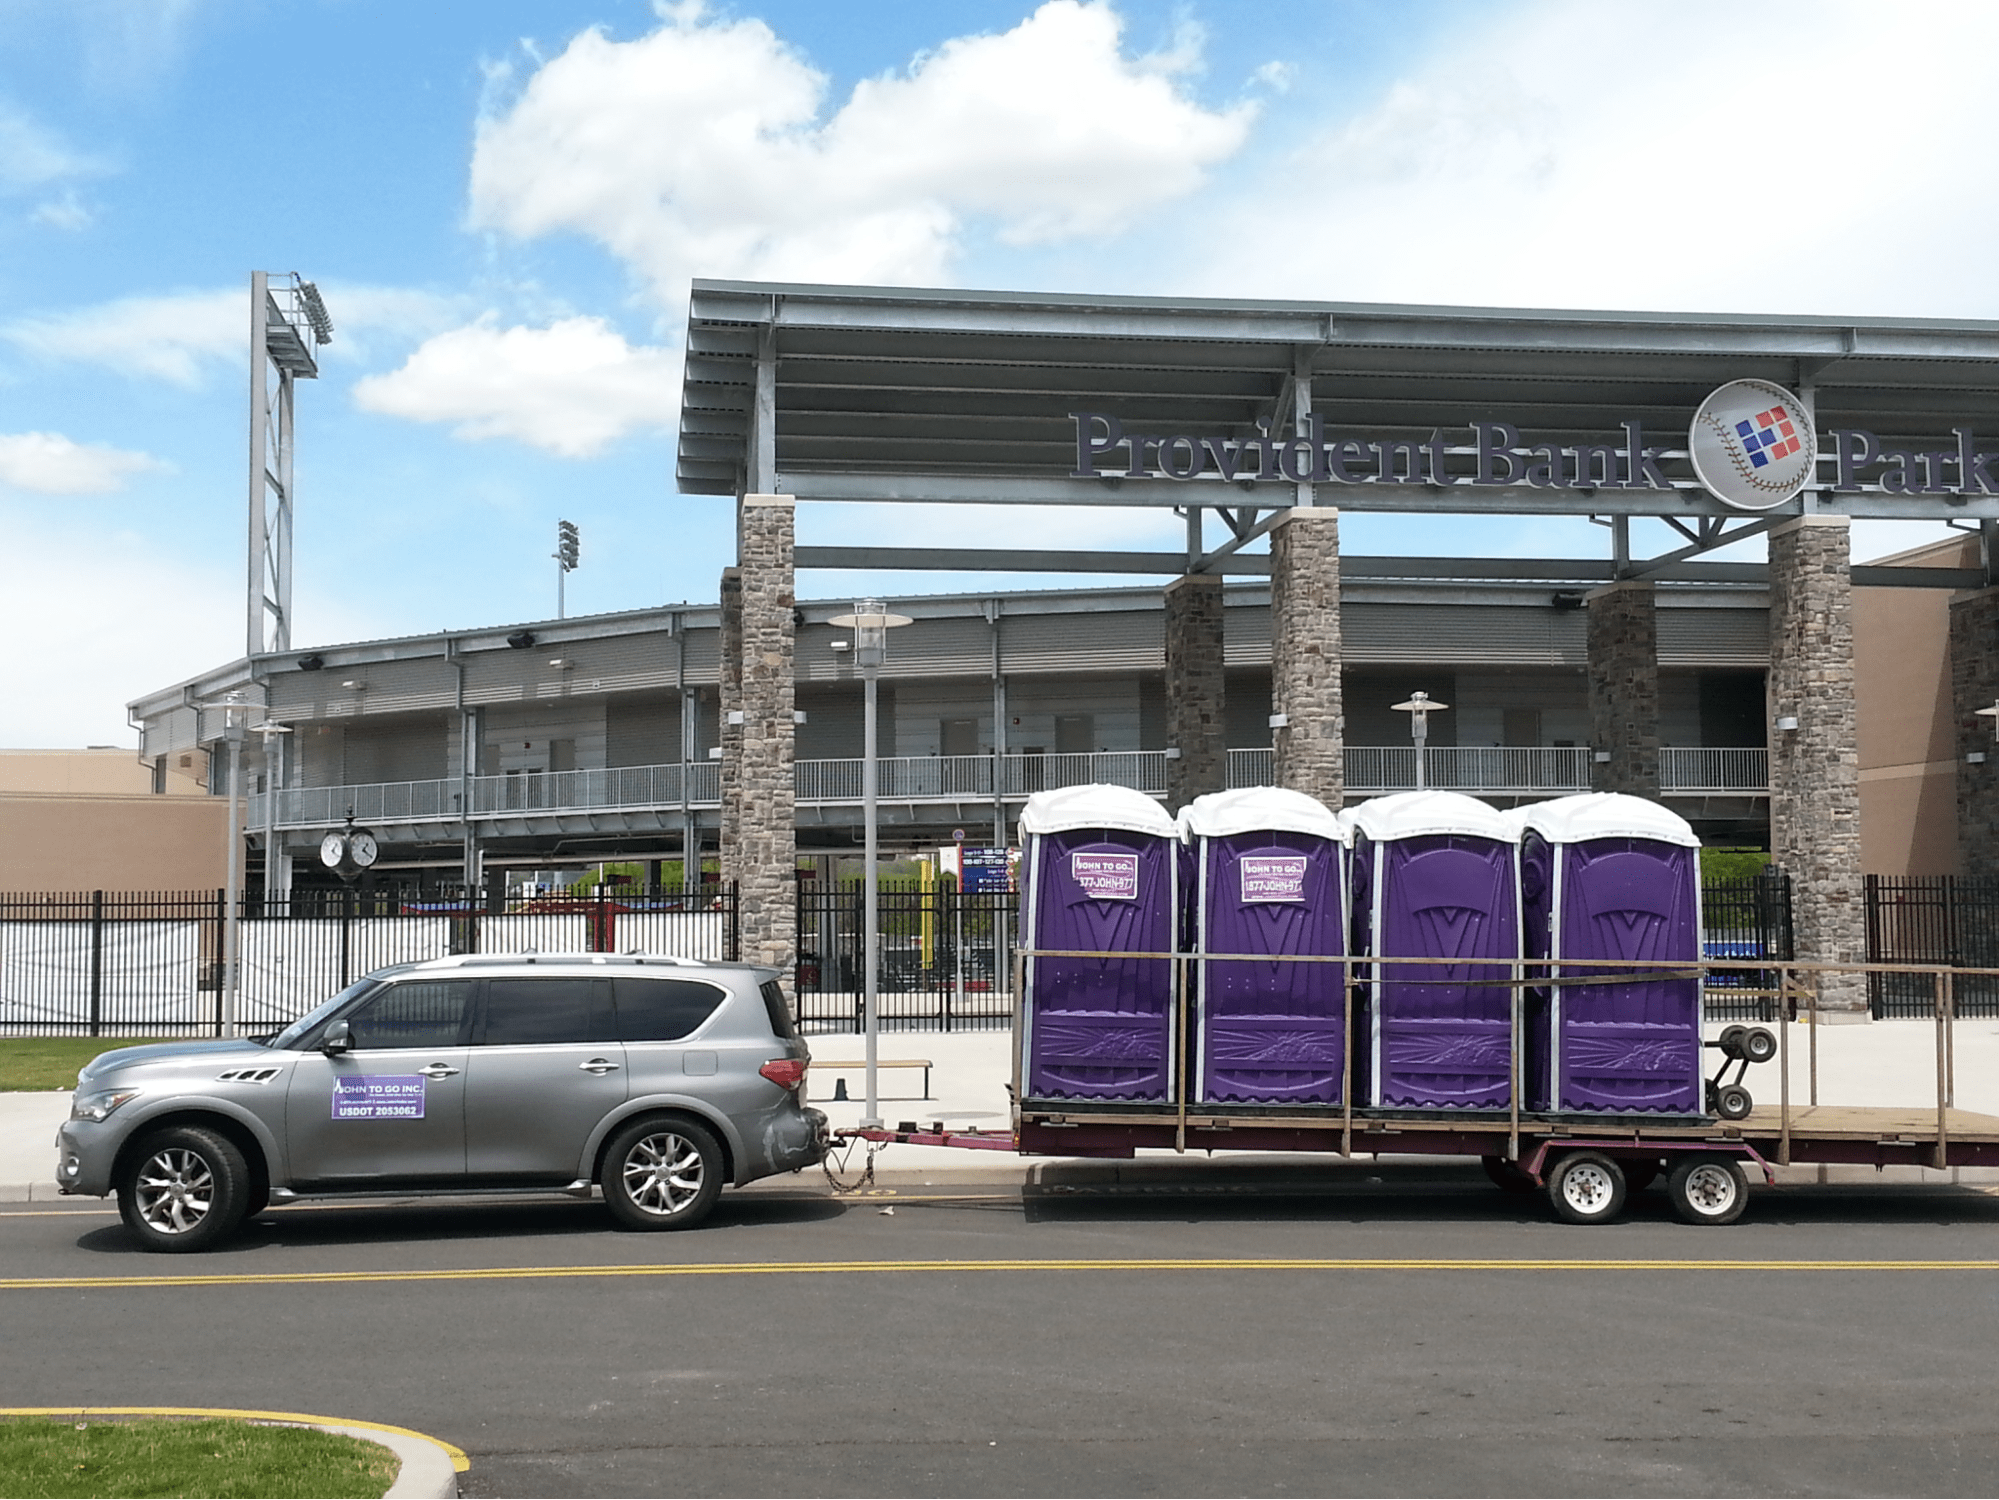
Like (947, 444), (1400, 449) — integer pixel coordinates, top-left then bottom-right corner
(1660, 747), (1768, 792)
(251, 744), (1771, 829)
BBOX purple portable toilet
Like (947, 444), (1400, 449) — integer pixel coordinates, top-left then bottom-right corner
(1180, 787), (1347, 1106)
(1517, 794), (1703, 1116)
(1019, 784), (1179, 1102)
(1348, 791), (1521, 1111)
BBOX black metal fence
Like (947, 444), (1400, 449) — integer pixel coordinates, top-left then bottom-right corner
(795, 878), (1015, 1033)
(1865, 875), (1999, 1018)
(0, 883), (737, 1037)
(1701, 873), (1794, 1021)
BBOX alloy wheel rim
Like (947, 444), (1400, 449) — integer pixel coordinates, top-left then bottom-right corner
(623, 1132), (704, 1216)
(134, 1148), (215, 1235)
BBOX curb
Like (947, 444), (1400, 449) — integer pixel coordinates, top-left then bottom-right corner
(0, 1182), (69, 1203)
(0, 1406), (467, 1499)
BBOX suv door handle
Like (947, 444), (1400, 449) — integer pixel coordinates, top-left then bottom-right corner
(417, 1063), (460, 1079)
(579, 1058), (621, 1074)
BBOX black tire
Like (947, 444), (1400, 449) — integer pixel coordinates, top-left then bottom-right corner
(1481, 1155), (1536, 1194)
(116, 1126), (251, 1254)
(1622, 1160), (1661, 1194)
(1546, 1150), (1627, 1225)
(602, 1117), (725, 1231)
(1741, 1026), (1778, 1064)
(1667, 1155), (1749, 1225)
(1715, 1083), (1754, 1120)
(1717, 1024), (1747, 1059)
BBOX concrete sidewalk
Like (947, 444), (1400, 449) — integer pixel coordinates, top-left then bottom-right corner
(8, 1017), (1997, 1200)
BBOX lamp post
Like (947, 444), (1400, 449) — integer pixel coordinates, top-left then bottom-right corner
(1391, 691), (1449, 791)
(196, 694), (291, 1038)
(828, 600), (912, 1129)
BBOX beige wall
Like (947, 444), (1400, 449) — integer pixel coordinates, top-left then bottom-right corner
(0, 794), (230, 892)
(1853, 535), (1976, 876)
(0, 748), (207, 797)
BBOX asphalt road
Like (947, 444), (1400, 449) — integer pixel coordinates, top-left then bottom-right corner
(4, 1162), (1999, 1497)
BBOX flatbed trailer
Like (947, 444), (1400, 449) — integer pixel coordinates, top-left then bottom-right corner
(838, 953), (1999, 1227)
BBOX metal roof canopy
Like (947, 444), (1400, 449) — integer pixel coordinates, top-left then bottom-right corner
(679, 279), (1999, 580)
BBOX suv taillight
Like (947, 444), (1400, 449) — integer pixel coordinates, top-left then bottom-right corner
(759, 1057), (808, 1091)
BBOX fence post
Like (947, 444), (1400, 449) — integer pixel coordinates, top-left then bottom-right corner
(88, 890), (104, 1037)
(214, 887), (227, 1036)
(339, 884), (353, 990)
(727, 881), (740, 963)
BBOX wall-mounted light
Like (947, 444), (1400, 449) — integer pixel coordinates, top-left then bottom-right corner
(830, 640), (852, 652)
(1163, 747), (1182, 760)
(296, 654), (325, 672)
(507, 630), (536, 650)
(1593, 749), (1613, 763)
(1267, 713), (1289, 729)
(548, 657), (573, 669)
(794, 711), (808, 724)
(1969, 751), (1988, 764)
(1775, 715), (1800, 732)
(727, 709), (745, 725)
(707, 747), (724, 760)
(341, 679), (365, 692)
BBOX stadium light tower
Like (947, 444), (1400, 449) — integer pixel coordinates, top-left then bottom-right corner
(555, 519), (580, 618)
(247, 272), (332, 658)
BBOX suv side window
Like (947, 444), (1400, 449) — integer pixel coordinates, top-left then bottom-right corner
(759, 978), (798, 1040)
(479, 978), (609, 1046)
(613, 978), (726, 1042)
(347, 980), (473, 1049)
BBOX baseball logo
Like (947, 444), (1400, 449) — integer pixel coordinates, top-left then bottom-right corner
(1689, 379), (1818, 511)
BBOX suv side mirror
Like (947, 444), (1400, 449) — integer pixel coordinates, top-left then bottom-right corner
(321, 1020), (353, 1057)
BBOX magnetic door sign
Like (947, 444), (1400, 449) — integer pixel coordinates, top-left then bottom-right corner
(331, 1075), (426, 1120)
(1071, 851), (1140, 901)
(1240, 854), (1309, 904)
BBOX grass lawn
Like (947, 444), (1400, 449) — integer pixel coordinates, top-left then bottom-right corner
(0, 1038), (181, 1093)
(0, 1416), (399, 1499)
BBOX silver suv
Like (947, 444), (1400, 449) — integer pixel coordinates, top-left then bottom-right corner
(55, 954), (828, 1252)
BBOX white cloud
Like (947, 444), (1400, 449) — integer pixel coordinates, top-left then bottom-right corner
(5, 288), (241, 385)
(469, 0), (1253, 299)
(5, 282), (467, 385)
(352, 316), (681, 457)
(0, 100), (105, 192)
(0, 431), (167, 494)
(29, 190), (92, 230)
(1177, 0), (1999, 319)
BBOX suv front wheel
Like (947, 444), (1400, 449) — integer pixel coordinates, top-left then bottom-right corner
(602, 1117), (725, 1231)
(117, 1125), (252, 1253)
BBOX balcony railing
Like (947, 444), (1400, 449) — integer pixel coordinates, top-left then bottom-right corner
(248, 745), (1769, 831)
(1660, 747), (1768, 793)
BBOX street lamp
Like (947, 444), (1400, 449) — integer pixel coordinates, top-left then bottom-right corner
(1391, 691), (1449, 791)
(827, 599), (912, 1129)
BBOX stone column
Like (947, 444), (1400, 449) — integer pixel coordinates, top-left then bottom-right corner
(1585, 580), (1661, 797)
(1767, 514), (1866, 1011)
(717, 566), (743, 895)
(733, 495), (797, 990)
(1164, 572), (1226, 812)
(1269, 507), (1343, 809)
(1951, 586), (1999, 876)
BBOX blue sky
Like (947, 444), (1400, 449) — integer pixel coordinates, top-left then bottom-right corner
(1, 0), (1993, 744)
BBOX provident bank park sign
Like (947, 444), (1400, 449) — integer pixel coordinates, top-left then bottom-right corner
(1070, 379), (1999, 513)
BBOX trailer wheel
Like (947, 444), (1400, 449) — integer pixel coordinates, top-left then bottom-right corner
(1741, 1026), (1778, 1064)
(1717, 1024), (1747, 1059)
(1715, 1083), (1754, 1120)
(1667, 1156), (1748, 1226)
(1547, 1151), (1626, 1225)
(1481, 1155), (1536, 1194)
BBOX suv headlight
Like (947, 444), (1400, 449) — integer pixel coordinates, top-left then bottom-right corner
(70, 1089), (139, 1123)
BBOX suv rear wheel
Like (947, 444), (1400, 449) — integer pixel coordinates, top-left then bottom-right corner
(117, 1126), (251, 1253)
(603, 1117), (724, 1231)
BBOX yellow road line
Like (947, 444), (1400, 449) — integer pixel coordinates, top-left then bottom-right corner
(0, 1405), (470, 1473)
(3, 1256), (1997, 1292)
